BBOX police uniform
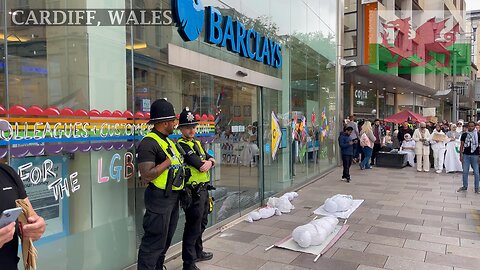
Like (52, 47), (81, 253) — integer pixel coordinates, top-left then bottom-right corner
(137, 99), (185, 270)
(177, 108), (214, 270)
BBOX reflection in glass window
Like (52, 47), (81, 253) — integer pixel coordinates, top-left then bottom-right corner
(344, 31), (358, 50)
(344, 49), (357, 57)
(345, 13), (357, 31)
(344, 0), (357, 12)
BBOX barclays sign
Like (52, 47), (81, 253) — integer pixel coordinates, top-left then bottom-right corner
(172, 0), (282, 68)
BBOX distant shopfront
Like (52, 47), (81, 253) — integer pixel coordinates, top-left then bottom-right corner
(0, 0), (339, 269)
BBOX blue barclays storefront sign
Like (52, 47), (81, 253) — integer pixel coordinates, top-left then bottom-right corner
(172, 0), (282, 68)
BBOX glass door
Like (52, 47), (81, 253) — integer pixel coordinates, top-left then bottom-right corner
(208, 77), (260, 222)
(260, 87), (292, 202)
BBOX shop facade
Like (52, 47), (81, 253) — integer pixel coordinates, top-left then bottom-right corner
(0, 0), (339, 269)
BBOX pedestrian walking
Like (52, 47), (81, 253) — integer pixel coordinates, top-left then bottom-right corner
(458, 121), (480, 193)
(346, 115), (359, 163)
(430, 123), (448, 173)
(137, 99), (187, 270)
(338, 126), (355, 182)
(177, 107), (216, 270)
(371, 119), (385, 166)
(413, 122), (431, 172)
(359, 121), (376, 170)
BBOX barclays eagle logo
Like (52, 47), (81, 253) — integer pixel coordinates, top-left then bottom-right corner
(172, 0), (205, 41)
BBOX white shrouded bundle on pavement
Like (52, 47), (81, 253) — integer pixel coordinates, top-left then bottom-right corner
(266, 192), (298, 213)
(246, 192), (298, 223)
(323, 195), (354, 213)
(245, 206), (282, 223)
(292, 217), (339, 248)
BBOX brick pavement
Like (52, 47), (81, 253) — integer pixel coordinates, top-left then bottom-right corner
(162, 166), (480, 270)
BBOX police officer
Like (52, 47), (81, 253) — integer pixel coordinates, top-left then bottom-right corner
(137, 99), (185, 270)
(177, 107), (215, 270)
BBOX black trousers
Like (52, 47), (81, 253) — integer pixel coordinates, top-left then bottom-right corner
(342, 155), (353, 180)
(182, 187), (209, 264)
(137, 185), (180, 270)
(371, 143), (382, 164)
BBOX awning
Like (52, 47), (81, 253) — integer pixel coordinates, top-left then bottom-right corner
(384, 110), (427, 124)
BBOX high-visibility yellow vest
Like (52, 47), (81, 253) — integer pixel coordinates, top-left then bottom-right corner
(145, 133), (184, 190)
(178, 138), (210, 184)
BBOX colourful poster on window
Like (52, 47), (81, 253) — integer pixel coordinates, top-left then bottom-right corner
(10, 155), (71, 243)
(271, 111), (281, 160)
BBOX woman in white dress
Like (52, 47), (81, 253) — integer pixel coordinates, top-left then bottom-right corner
(445, 123), (463, 173)
(400, 133), (416, 167)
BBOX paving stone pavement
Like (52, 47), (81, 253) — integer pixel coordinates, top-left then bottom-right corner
(164, 166), (480, 270)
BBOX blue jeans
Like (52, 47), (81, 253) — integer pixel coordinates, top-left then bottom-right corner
(360, 147), (373, 169)
(462, 154), (479, 190)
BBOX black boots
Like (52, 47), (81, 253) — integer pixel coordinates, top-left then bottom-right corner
(195, 251), (213, 262)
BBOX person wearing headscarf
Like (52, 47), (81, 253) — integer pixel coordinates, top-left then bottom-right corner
(445, 123), (462, 173)
(413, 122), (431, 172)
(430, 123), (448, 173)
(400, 133), (415, 167)
(458, 121), (480, 193)
(456, 120), (464, 133)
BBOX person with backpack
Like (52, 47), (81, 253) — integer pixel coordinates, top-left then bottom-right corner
(0, 119), (46, 269)
(338, 126), (355, 182)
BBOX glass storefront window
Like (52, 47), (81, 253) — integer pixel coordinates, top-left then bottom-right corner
(0, 0), (339, 268)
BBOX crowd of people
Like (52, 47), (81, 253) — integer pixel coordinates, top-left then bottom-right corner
(339, 115), (479, 193)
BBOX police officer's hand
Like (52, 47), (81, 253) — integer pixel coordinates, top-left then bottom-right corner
(200, 160), (213, 172)
(163, 158), (172, 167)
(0, 222), (16, 248)
(22, 215), (46, 241)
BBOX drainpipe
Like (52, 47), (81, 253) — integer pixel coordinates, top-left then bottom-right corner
(337, 0), (344, 165)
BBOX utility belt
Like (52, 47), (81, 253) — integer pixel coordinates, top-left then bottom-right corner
(180, 182), (216, 211)
(186, 182), (212, 193)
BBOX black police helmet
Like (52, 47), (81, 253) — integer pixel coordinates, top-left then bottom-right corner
(178, 107), (198, 127)
(147, 98), (176, 125)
